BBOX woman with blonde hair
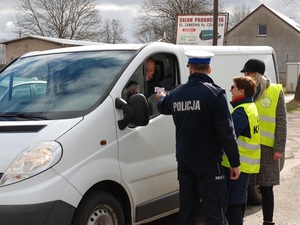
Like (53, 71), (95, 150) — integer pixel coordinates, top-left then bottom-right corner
(241, 59), (287, 225)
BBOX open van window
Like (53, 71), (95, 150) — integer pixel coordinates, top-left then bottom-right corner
(122, 53), (179, 120)
(0, 50), (135, 120)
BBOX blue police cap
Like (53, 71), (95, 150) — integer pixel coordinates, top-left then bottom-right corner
(185, 50), (214, 64)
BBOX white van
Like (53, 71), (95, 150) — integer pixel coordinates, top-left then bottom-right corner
(0, 42), (279, 225)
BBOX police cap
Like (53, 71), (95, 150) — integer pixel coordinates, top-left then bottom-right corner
(185, 50), (214, 64)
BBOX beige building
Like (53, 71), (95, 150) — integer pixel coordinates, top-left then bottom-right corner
(1, 35), (101, 65)
(226, 4), (300, 85)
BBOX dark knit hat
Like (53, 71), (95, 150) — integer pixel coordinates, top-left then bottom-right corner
(240, 59), (265, 75)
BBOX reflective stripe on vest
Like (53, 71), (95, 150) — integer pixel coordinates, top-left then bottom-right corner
(255, 84), (282, 147)
(222, 102), (261, 174)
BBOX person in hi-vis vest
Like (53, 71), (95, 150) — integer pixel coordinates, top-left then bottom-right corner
(241, 59), (287, 225)
(222, 76), (261, 225)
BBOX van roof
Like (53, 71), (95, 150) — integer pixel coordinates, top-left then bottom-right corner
(20, 42), (274, 58)
(21, 43), (148, 57)
(179, 45), (274, 55)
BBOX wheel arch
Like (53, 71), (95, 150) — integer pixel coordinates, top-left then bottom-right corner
(80, 180), (132, 224)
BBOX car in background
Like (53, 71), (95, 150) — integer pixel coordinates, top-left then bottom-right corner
(0, 77), (47, 102)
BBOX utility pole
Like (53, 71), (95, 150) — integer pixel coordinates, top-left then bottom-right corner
(213, 0), (218, 45)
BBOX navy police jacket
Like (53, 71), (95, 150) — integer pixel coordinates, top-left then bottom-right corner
(157, 73), (240, 167)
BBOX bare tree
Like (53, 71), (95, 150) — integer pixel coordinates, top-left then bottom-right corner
(294, 74), (300, 101)
(134, 26), (161, 44)
(283, 0), (300, 6)
(0, 44), (6, 66)
(98, 19), (127, 44)
(134, 0), (218, 44)
(13, 0), (102, 40)
(228, 3), (251, 30)
(134, 16), (175, 43)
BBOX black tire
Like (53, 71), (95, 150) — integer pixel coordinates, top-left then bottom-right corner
(247, 185), (262, 205)
(72, 191), (125, 225)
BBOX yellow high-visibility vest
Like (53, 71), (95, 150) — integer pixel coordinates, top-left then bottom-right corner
(255, 84), (282, 147)
(222, 102), (261, 174)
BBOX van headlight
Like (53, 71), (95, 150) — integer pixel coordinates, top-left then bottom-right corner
(0, 141), (62, 186)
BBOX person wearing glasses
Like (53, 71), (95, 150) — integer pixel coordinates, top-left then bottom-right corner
(222, 76), (261, 225)
(241, 59), (287, 225)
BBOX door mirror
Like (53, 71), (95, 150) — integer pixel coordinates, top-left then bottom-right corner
(115, 94), (150, 130)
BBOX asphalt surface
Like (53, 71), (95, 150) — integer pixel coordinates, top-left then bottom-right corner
(145, 94), (300, 225)
(243, 107), (300, 225)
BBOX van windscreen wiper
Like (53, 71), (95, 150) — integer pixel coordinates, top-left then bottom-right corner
(16, 112), (49, 120)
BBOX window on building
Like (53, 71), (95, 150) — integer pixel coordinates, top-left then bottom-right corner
(258, 24), (267, 36)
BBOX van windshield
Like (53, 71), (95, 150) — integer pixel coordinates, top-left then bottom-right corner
(0, 50), (135, 120)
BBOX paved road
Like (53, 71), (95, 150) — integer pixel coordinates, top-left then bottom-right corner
(243, 110), (300, 225)
(144, 95), (300, 225)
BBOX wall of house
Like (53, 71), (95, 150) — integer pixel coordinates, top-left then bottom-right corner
(226, 6), (300, 86)
(5, 38), (72, 64)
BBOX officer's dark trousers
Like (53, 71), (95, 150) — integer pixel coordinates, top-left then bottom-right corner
(178, 162), (227, 225)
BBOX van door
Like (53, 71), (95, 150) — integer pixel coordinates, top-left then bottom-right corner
(115, 53), (180, 222)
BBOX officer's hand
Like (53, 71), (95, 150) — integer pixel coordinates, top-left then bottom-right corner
(156, 91), (166, 100)
(230, 167), (240, 180)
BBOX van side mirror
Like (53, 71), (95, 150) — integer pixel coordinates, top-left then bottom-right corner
(115, 94), (150, 130)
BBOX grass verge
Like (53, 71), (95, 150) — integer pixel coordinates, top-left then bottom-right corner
(286, 99), (300, 112)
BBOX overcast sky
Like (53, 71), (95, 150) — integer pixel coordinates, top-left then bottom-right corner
(0, 0), (300, 43)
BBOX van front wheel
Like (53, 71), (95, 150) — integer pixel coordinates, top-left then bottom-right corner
(72, 191), (125, 225)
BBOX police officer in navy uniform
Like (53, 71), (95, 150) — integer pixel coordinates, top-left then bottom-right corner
(156, 50), (241, 225)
